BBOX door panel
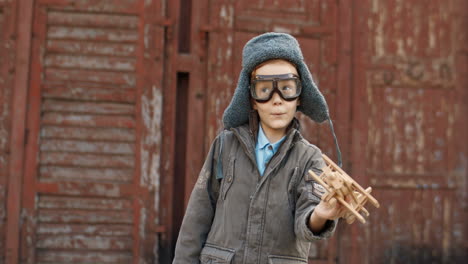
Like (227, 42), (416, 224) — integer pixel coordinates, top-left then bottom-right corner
(20, 0), (165, 262)
(350, 0), (467, 263)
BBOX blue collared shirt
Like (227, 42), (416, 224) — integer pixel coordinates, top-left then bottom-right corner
(255, 125), (286, 176)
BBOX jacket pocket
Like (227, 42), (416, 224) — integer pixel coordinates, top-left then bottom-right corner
(200, 244), (235, 264)
(268, 255), (308, 264)
(221, 157), (235, 200)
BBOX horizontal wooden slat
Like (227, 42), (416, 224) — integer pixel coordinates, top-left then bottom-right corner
(38, 209), (133, 224)
(43, 85), (136, 103)
(39, 0), (140, 13)
(38, 195), (132, 210)
(42, 99), (134, 115)
(42, 113), (136, 128)
(48, 10), (138, 29)
(45, 68), (136, 85)
(41, 126), (135, 141)
(36, 234), (133, 250)
(47, 26), (138, 42)
(40, 139), (134, 154)
(46, 39), (137, 57)
(37, 223), (133, 236)
(40, 166), (133, 182)
(37, 249), (132, 263)
(37, 182), (134, 197)
(45, 54), (136, 71)
(40, 152), (134, 168)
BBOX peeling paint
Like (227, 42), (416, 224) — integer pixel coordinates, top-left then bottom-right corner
(141, 86), (162, 215)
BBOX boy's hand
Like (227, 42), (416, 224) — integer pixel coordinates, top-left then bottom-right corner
(308, 195), (350, 233)
(314, 196), (346, 220)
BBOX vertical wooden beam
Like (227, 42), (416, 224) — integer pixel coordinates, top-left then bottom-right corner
(159, 0), (179, 261)
(348, 1), (370, 264)
(184, 0), (208, 208)
(133, 1), (146, 262)
(5, 0), (34, 263)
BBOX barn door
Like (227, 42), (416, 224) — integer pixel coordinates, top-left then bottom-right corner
(203, 1), (352, 263)
(19, 0), (165, 262)
(349, 1), (467, 263)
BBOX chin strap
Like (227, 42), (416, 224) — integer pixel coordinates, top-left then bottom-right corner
(328, 119), (342, 168)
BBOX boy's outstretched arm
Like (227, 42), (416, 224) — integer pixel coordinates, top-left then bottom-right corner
(294, 150), (339, 241)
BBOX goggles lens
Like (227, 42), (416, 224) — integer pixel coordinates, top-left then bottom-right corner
(250, 73), (301, 102)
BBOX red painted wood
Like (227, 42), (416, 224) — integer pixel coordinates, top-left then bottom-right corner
(347, 0), (467, 263)
(5, 0), (34, 262)
(158, 0), (179, 261)
(15, 0), (163, 262)
(0, 0), (16, 260)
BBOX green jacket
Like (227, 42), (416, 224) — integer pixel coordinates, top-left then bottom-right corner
(173, 116), (338, 264)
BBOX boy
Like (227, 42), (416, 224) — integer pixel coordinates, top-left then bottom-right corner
(173, 32), (345, 264)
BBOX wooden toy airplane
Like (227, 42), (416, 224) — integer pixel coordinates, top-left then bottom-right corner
(308, 154), (380, 224)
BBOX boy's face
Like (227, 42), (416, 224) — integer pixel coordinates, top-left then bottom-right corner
(252, 60), (300, 138)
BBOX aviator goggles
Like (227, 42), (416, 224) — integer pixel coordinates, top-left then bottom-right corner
(250, 73), (302, 103)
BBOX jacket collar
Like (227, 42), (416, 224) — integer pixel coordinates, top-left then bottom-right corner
(231, 111), (302, 164)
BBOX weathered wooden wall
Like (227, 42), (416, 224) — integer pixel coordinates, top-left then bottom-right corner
(0, 0), (15, 262)
(2, 0), (166, 263)
(0, 0), (466, 263)
(342, 0), (468, 263)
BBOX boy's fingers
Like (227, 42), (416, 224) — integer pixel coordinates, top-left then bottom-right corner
(328, 197), (337, 208)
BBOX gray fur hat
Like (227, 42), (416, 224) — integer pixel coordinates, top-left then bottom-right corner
(222, 32), (330, 129)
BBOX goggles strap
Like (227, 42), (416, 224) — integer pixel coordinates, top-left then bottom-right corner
(328, 118), (342, 168)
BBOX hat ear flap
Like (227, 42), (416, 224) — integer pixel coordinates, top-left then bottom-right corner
(223, 70), (252, 129)
(296, 65), (329, 123)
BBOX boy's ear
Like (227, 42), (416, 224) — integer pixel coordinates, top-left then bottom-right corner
(297, 99), (301, 106)
(251, 98), (258, 110)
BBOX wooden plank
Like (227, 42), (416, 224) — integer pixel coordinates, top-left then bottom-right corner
(41, 113), (136, 128)
(36, 234), (133, 250)
(38, 209), (133, 224)
(139, 0), (165, 260)
(38, 0), (140, 14)
(44, 54), (136, 71)
(46, 39), (137, 57)
(37, 181), (133, 197)
(0, 184), (4, 259)
(47, 26), (139, 42)
(42, 99), (135, 115)
(0, 2), (9, 251)
(40, 152), (134, 168)
(39, 166), (134, 182)
(43, 84), (136, 103)
(36, 250), (132, 263)
(37, 223), (133, 236)
(41, 126), (135, 141)
(40, 139), (135, 154)
(47, 10), (139, 29)
(38, 195), (132, 210)
(5, 0), (34, 262)
(44, 68), (136, 85)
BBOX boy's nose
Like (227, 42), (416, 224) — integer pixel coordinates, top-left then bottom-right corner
(271, 92), (283, 105)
